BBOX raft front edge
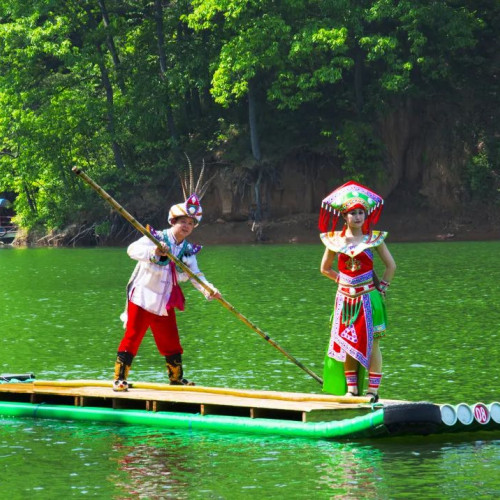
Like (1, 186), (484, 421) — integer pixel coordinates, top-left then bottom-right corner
(0, 401), (388, 439)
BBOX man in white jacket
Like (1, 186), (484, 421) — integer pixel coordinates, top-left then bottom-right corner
(113, 193), (220, 391)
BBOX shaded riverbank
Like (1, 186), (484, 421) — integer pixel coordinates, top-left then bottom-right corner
(194, 209), (500, 245)
(10, 207), (499, 247)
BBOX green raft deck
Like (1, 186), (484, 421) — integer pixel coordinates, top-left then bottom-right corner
(0, 379), (498, 440)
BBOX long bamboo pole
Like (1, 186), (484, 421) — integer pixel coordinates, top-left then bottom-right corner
(72, 167), (323, 385)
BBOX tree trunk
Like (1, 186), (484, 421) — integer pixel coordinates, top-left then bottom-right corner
(248, 79), (261, 162)
(154, 0), (177, 144)
(253, 168), (263, 222)
(97, 0), (126, 93)
(82, 3), (125, 170)
(97, 46), (125, 170)
(248, 79), (265, 220)
(22, 181), (37, 215)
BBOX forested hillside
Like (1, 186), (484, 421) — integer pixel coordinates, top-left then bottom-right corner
(0, 1), (498, 244)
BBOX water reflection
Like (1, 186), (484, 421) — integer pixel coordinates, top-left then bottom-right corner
(110, 428), (388, 499)
(112, 433), (192, 497)
(1, 415), (500, 498)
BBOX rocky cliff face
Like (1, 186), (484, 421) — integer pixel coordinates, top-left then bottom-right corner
(379, 99), (468, 208)
(191, 99), (497, 244)
(202, 103), (470, 225)
(203, 150), (340, 221)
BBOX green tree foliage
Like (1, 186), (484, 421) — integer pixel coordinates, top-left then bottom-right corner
(0, 0), (220, 233)
(0, 0), (498, 237)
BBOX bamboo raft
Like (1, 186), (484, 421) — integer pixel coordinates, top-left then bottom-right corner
(0, 378), (499, 440)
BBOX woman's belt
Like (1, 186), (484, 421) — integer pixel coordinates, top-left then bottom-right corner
(337, 282), (375, 298)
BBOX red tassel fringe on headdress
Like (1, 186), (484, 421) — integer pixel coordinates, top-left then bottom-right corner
(318, 180), (384, 233)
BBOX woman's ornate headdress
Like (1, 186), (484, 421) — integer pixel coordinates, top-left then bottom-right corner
(168, 155), (213, 226)
(318, 180), (384, 233)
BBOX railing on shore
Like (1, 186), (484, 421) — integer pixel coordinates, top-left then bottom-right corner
(0, 215), (17, 244)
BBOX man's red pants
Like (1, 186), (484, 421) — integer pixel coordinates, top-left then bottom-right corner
(118, 301), (183, 356)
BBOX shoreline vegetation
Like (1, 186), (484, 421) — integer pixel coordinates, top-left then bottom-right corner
(10, 208), (499, 247)
(1, 3), (499, 252)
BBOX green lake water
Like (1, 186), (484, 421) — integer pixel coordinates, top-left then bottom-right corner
(1, 242), (499, 498)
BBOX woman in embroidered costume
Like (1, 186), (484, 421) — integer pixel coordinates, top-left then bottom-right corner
(113, 165), (221, 392)
(319, 181), (396, 401)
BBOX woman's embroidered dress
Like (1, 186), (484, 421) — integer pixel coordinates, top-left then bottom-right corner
(320, 230), (388, 394)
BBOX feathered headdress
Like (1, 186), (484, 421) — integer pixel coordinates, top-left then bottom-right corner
(168, 154), (214, 226)
(318, 180), (384, 233)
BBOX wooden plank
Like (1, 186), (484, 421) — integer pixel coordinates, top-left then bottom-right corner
(27, 385), (350, 412)
(0, 380), (397, 424)
(30, 380), (376, 404)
